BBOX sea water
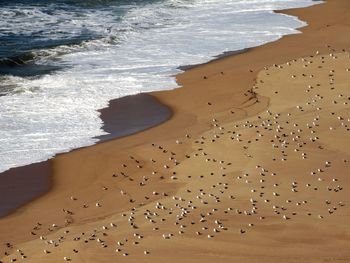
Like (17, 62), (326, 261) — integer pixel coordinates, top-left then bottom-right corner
(0, 0), (321, 173)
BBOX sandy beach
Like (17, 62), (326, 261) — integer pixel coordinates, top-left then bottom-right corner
(1, 0), (350, 262)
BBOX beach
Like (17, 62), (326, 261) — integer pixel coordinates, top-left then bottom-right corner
(1, 0), (350, 262)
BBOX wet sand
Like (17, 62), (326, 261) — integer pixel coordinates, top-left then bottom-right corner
(1, 0), (350, 262)
(0, 161), (51, 217)
(0, 93), (171, 217)
(97, 93), (171, 141)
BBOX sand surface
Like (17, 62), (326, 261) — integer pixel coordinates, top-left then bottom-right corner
(1, 0), (350, 262)
(0, 93), (171, 218)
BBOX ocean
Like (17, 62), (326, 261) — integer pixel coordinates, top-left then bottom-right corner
(0, 0), (320, 173)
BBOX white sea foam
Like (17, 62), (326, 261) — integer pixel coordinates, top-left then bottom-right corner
(0, 0), (321, 172)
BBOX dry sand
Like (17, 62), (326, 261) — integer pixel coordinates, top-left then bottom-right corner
(1, 0), (350, 262)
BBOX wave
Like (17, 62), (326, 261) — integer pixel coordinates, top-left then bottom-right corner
(0, 0), (322, 173)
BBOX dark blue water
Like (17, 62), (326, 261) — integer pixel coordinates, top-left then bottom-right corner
(0, 0), (156, 78)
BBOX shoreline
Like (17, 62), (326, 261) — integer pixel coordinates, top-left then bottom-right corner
(0, 40), (271, 218)
(1, 0), (350, 261)
(0, 2), (315, 217)
(0, 0), (325, 220)
(0, 93), (171, 217)
(178, 48), (250, 71)
(0, 46), (249, 217)
(0, 41), (281, 218)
